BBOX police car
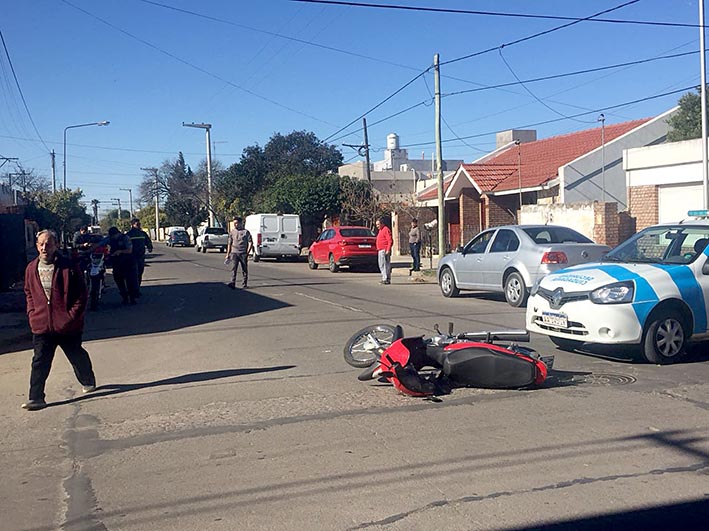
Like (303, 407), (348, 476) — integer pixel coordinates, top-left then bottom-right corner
(526, 211), (709, 364)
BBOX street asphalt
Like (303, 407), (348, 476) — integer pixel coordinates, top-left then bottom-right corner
(0, 247), (707, 530)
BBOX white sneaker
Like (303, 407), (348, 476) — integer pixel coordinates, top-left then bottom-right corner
(82, 385), (96, 394)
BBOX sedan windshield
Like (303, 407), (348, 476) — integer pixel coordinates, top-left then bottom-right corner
(603, 226), (709, 265)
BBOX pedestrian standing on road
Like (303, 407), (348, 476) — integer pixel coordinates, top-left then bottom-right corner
(107, 226), (139, 304)
(226, 216), (253, 289)
(22, 230), (97, 411)
(126, 218), (153, 291)
(409, 218), (422, 272)
(375, 217), (393, 285)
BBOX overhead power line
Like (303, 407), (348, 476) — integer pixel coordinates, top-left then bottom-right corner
(0, 30), (51, 152)
(322, 0), (640, 142)
(293, 0), (697, 28)
(60, 0), (334, 126)
(401, 86), (694, 149)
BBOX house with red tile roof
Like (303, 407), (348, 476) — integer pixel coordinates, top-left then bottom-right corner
(417, 108), (676, 250)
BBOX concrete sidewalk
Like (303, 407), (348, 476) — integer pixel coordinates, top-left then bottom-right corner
(389, 253), (439, 281)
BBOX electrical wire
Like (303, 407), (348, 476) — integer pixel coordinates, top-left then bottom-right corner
(0, 30), (51, 152)
(293, 0), (695, 28)
(60, 0), (335, 126)
(401, 85), (695, 149)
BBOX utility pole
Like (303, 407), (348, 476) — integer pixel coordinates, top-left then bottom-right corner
(362, 118), (372, 183)
(434, 53), (446, 255)
(183, 122), (214, 227)
(50, 150), (56, 192)
(112, 197), (122, 221)
(91, 199), (100, 225)
(700, 0), (708, 209)
(120, 187), (133, 217)
(342, 118), (372, 183)
(141, 167), (160, 240)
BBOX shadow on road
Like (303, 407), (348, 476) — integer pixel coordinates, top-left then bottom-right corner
(46, 365), (296, 408)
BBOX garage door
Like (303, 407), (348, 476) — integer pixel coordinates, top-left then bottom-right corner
(658, 184), (704, 223)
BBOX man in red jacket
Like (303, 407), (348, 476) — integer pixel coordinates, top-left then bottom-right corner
(22, 230), (96, 411)
(375, 217), (393, 285)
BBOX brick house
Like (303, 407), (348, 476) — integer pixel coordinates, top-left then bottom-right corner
(417, 110), (675, 250)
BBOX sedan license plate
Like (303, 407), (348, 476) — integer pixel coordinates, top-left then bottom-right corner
(358, 244), (372, 248)
(542, 311), (568, 328)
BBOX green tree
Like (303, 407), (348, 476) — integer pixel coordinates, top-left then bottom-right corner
(99, 208), (132, 233)
(160, 153), (207, 233)
(133, 204), (166, 232)
(27, 189), (90, 242)
(667, 88), (709, 141)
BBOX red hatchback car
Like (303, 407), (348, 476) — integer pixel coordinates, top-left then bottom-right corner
(308, 226), (378, 272)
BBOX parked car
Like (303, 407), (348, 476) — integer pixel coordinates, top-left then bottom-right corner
(195, 226), (228, 253)
(245, 213), (301, 261)
(308, 226), (378, 272)
(438, 225), (610, 307)
(166, 229), (190, 247)
(526, 213), (709, 364)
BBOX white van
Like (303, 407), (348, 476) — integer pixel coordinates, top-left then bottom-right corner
(245, 214), (302, 261)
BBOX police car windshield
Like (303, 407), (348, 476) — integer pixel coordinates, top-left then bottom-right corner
(604, 225), (709, 265)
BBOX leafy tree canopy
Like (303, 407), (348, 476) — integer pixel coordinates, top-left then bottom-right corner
(667, 88), (709, 141)
(27, 189), (90, 241)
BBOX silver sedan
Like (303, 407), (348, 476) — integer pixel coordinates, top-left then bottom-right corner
(437, 225), (610, 307)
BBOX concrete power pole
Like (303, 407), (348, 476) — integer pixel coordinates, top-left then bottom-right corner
(363, 118), (372, 183)
(91, 199), (100, 225)
(141, 167), (160, 240)
(120, 187), (133, 217)
(434, 54), (446, 256)
(112, 198), (122, 222)
(50, 150), (56, 192)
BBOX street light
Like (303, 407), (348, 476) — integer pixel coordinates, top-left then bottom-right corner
(598, 114), (606, 202)
(63, 120), (110, 190)
(182, 122), (214, 227)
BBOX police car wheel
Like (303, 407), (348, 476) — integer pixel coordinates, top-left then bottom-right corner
(642, 310), (687, 364)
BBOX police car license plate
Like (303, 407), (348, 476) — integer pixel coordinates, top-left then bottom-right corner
(542, 311), (568, 328)
(358, 244), (371, 248)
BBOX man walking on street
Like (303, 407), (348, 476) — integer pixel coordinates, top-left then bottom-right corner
(226, 216), (253, 289)
(126, 218), (153, 290)
(409, 218), (421, 272)
(22, 230), (96, 411)
(107, 226), (139, 304)
(375, 216), (392, 285)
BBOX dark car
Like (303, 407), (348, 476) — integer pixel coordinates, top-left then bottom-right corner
(166, 229), (191, 247)
(308, 226), (378, 272)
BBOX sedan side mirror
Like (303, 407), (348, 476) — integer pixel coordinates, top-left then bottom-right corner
(456, 244), (464, 254)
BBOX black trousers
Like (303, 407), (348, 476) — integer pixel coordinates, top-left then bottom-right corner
(29, 333), (95, 401)
(230, 253), (249, 287)
(113, 259), (139, 300)
(135, 254), (146, 287)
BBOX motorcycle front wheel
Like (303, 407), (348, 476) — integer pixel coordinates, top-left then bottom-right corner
(343, 324), (399, 368)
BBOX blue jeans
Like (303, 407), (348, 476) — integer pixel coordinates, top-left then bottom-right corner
(410, 242), (421, 271)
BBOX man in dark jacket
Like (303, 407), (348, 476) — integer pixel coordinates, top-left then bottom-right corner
(22, 230), (96, 411)
(107, 226), (139, 304)
(126, 218), (153, 289)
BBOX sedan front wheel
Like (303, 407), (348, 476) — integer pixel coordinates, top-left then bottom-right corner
(439, 267), (459, 297)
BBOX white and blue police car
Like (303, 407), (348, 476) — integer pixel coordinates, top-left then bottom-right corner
(526, 211), (709, 364)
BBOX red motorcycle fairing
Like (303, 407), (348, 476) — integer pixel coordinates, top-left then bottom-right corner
(372, 339), (439, 397)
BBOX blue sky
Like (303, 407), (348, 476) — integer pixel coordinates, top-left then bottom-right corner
(0, 0), (702, 216)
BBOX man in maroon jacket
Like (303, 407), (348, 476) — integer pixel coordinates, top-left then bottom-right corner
(22, 230), (96, 411)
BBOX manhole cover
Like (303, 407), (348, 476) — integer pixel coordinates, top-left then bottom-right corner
(576, 373), (637, 386)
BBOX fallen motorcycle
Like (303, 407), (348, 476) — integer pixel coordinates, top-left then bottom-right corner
(344, 323), (554, 396)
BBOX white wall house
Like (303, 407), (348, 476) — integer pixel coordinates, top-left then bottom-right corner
(624, 137), (709, 225)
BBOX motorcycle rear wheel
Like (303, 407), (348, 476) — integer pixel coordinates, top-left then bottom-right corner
(344, 324), (398, 368)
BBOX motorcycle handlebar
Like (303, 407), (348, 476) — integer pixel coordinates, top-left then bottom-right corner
(456, 330), (530, 343)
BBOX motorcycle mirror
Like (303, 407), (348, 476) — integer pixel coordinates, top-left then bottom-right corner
(433, 323), (440, 334)
(448, 322), (454, 335)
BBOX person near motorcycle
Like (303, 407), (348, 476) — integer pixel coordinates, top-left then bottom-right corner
(106, 226), (139, 305)
(126, 218), (153, 291)
(375, 217), (393, 285)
